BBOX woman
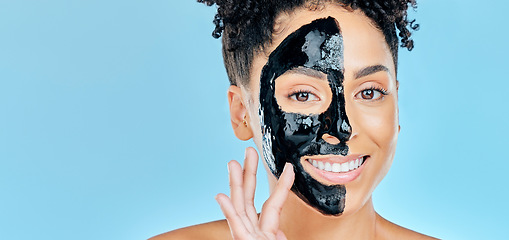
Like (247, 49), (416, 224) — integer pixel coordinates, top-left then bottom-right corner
(152, 0), (437, 239)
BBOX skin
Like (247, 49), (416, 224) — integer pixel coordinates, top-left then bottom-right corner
(150, 4), (437, 240)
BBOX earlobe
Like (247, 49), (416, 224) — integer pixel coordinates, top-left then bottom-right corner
(228, 85), (254, 141)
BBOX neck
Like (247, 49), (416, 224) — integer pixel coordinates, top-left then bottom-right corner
(279, 191), (378, 240)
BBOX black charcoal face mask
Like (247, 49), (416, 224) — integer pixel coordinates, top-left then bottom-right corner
(259, 17), (352, 215)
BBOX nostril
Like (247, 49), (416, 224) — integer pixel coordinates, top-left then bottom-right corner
(348, 132), (358, 141)
(337, 131), (351, 142)
(322, 134), (340, 145)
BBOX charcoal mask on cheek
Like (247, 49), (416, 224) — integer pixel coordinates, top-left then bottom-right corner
(259, 17), (352, 215)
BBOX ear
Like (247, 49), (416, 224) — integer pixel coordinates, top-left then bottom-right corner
(228, 85), (253, 141)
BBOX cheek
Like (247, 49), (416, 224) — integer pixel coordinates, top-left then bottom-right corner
(347, 98), (399, 148)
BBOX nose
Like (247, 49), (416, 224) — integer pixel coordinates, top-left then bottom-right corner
(319, 79), (352, 144)
(322, 116), (351, 143)
(336, 119), (352, 141)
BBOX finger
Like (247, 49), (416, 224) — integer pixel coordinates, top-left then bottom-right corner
(228, 160), (246, 214)
(242, 147), (259, 224)
(259, 163), (295, 233)
(215, 193), (249, 238)
(229, 160), (256, 234)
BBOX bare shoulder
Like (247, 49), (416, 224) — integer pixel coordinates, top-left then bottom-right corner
(148, 219), (232, 240)
(376, 214), (439, 240)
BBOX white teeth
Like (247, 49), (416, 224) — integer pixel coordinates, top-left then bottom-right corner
(340, 162), (349, 172)
(324, 162), (332, 171)
(308, 157), (366, 173)
(317, 161), (324, 170)
(332, 163), (341, 173)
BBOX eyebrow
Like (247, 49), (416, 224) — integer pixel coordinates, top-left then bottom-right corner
(354, 65), (390, 79)
(286, 67), (327, 80)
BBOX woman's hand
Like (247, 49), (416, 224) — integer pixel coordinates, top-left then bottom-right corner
(215, 147), (295, 240)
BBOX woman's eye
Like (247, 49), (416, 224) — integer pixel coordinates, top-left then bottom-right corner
(356, 89), (384, 100)
(290, 91), (319, 102)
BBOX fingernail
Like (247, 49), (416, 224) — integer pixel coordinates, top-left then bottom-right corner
(285, 163), (294, 172)
(215, 195), (222, 205)
(227, 162), (231, 173)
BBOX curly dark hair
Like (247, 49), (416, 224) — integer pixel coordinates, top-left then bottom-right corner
(198, 0), (419, 86)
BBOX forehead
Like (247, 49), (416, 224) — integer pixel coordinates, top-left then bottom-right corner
(249, 4), (395, 90)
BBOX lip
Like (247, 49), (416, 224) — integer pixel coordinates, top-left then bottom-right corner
(301, 154), (369, 185)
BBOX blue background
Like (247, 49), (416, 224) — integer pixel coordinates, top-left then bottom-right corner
(1, 1), (508, 239)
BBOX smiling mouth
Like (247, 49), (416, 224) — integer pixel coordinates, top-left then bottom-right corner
(306, 156), (367, 173)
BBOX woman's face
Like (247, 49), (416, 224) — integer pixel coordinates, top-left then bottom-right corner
(243, 5), (398, 216)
